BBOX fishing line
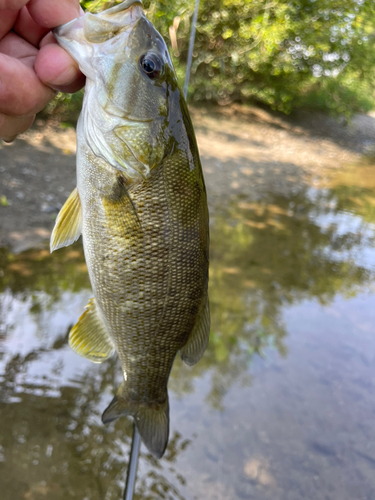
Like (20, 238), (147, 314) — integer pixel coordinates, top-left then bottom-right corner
(184, 0), (201, 100)
(123, 1), (200, 498)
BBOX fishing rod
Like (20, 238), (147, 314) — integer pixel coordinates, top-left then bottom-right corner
(123, 425), (141, 500)
(122, 1), (200, 498)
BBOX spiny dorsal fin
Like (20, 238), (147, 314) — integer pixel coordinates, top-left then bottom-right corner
(180, 294), (210, 366)
(50, 187), (82, 252)
(69, 298), (115, 363)
(102, 382), (170, 459)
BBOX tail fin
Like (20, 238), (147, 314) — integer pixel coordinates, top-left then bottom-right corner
(102, 383), (169, 459)
(135, 401), (169, 459)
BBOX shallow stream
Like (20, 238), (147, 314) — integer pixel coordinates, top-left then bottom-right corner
(1, 160), (375, 499)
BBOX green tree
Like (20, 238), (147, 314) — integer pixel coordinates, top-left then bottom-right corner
(53, 0), (374, 117)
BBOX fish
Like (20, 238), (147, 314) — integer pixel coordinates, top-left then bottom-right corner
(51, 0), (209, 458)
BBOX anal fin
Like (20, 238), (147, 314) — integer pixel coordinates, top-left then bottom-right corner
(180, 295), (210, 366)
(50, 187), (82, 252)
(69, 298), (115, 363)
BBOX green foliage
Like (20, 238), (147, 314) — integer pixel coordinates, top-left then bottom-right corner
(43, 90), (84, 125)
(45, 0), (375, 119)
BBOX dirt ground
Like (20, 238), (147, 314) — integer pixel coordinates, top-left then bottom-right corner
(1, 105), (375, 253)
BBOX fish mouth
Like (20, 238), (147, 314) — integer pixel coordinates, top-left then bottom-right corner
(53, 17), (81, 40)
(53, 0), (144, 46)
(103, 101), (153, 123)
(99, 0), (143, 18)
(122, 116), (153, 123)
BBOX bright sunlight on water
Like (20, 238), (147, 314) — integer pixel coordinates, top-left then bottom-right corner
(1, 155), (375, 500)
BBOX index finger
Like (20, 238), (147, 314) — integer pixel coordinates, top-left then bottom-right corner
(27, 0), (80, 29)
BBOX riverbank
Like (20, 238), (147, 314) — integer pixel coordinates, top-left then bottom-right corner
(1, 105), (374, 252)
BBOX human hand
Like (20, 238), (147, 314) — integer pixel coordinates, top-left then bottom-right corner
(0, 0), (85, 142)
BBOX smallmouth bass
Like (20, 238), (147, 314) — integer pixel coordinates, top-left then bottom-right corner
(51, 0), (209, 458)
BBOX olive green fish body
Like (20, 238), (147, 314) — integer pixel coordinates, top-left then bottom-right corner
(51, 0), (209, 458)
(79, 139), (208, 403)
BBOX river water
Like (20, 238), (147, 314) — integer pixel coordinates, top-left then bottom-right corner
(1, 160), (375, 499)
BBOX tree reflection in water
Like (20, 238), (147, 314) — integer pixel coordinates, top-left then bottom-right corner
(1, 170), (375, 498)
(170, 183), (375, 409)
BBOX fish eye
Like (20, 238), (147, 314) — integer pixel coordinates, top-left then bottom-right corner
(139, 53), (164, 80)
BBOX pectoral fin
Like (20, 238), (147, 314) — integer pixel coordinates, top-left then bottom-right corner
(102, 383), (170, 459)
(180, 295), (210, 366)
(101, 175), (141, 233)
(69, 298), (115, 363)
(50, 188), (82, 252)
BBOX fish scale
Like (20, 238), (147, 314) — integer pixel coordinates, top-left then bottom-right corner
(51, 0), (209, 458)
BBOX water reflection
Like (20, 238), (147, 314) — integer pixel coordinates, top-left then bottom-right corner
(1, 161), (375, 498)
(191, 181), (375, 409)
(0, 249), (191, 499)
